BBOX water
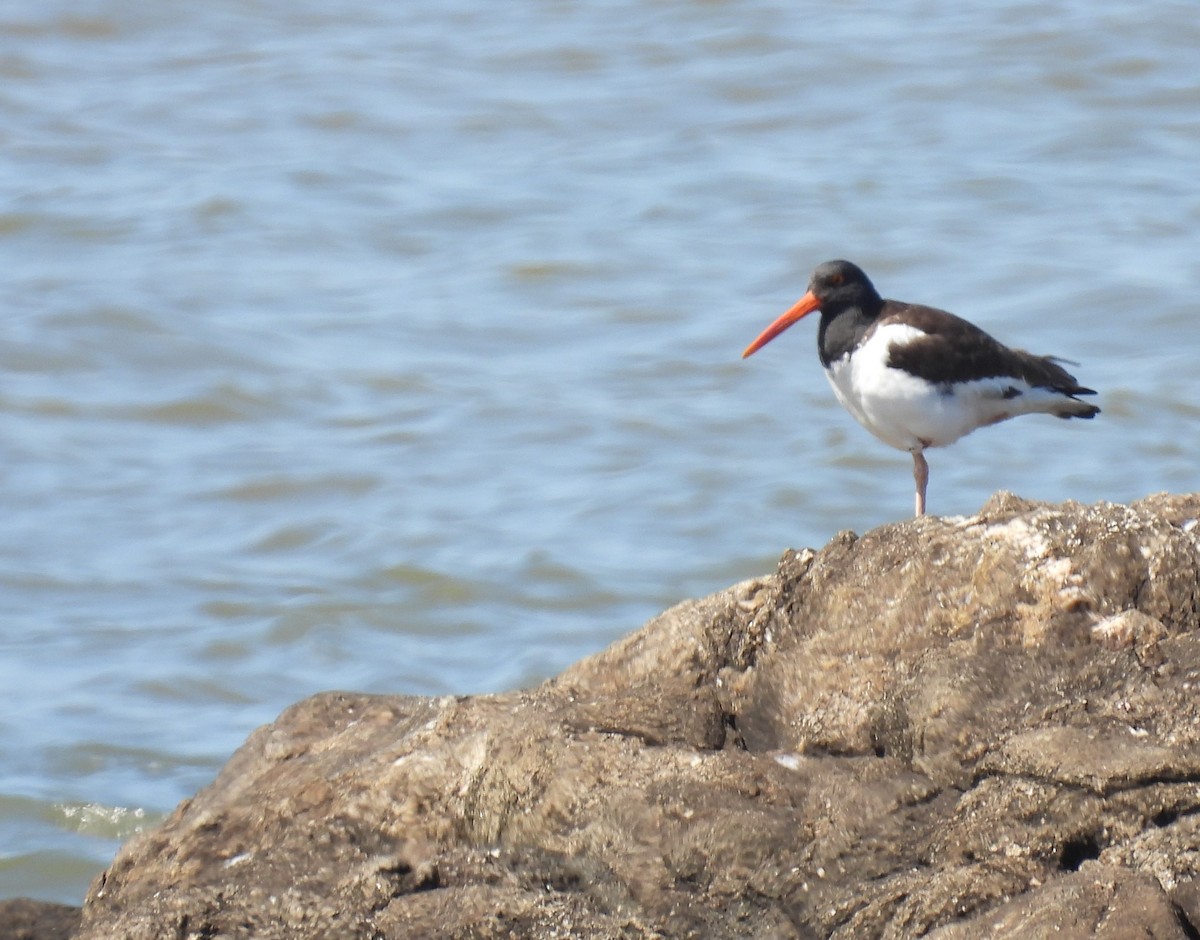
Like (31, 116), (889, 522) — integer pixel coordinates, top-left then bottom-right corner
(2, 0), (1198, 906)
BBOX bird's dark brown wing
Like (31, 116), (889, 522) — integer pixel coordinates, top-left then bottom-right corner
(878, 301), (1096, 396)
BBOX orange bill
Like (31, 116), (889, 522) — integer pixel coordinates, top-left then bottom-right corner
(741, 290), (821, 358)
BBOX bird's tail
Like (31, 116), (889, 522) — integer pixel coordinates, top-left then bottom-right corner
(1054, 395), (1100, 420)
(1016, 351), (1099, 419)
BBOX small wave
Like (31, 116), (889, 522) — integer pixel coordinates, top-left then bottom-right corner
(54, 802), (157, 839)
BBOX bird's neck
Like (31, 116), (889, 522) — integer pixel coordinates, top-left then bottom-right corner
(817, 303), (880, 368)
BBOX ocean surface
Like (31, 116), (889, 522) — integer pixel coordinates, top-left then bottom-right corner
(2, 0), (1198, 905)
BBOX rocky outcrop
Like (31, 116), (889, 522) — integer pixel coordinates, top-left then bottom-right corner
(17, 493), (1200, 938)
(0, 899), (80, 940)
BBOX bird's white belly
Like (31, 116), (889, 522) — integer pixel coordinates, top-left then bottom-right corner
(825, 324), (1023, 453)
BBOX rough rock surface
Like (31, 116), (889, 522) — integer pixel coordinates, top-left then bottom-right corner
(14, 493), (1200, 938)
(0, 899), (80, 940)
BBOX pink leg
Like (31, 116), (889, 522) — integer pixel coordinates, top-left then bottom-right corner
(912, 451), (929, 517)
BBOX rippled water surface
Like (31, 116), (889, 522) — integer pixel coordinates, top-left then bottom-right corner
(2, 0), (1199, 904)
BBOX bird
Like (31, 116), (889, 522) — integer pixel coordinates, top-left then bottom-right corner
(741, 259), (1099, 517)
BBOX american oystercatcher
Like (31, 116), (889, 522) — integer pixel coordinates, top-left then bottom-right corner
(742, 260), (1100, 516)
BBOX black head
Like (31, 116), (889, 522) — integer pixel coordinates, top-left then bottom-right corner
(807, 260), (882, 313)
(741, 258), (883, 358)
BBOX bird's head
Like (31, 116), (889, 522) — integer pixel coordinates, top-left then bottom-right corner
(742, 259), (879, 358)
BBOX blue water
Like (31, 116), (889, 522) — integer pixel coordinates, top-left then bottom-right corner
(2, 0), (1198, 905)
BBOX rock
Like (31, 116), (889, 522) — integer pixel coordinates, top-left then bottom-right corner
(0, 899), (81, 940)
(926, 864), (1190, 939)
(33, 494), (1200, 937)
